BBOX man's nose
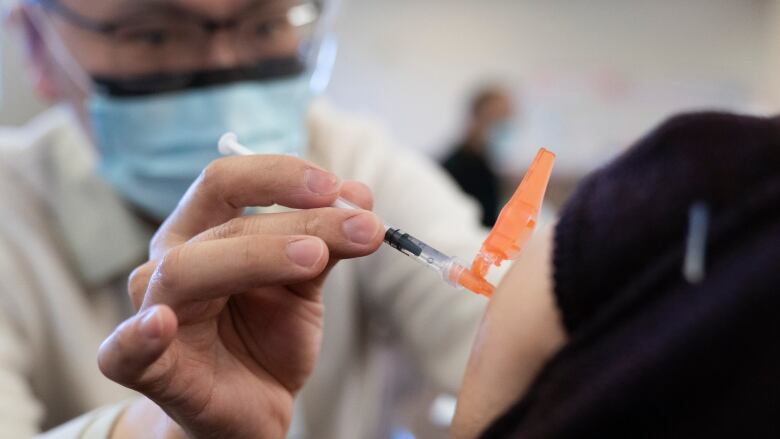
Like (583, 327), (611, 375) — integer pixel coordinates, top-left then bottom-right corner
(205, 30), (243, 69)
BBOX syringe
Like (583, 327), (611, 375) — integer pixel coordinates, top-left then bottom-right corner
(218, 132), (496, 296)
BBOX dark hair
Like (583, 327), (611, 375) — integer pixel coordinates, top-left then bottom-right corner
(470, 86), (507, 117)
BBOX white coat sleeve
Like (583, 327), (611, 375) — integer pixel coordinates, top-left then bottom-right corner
(0, 246), (45, 437)
(354, 133), (491, 393)
(35, 402), (131, 439)
(0, 235), (134, 438)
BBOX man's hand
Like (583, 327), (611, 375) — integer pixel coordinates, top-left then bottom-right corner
(97, 156), (384, 439)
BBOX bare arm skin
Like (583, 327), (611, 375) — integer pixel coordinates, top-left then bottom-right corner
(453, 224), (567, 439)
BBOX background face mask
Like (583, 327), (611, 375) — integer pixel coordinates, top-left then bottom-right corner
(487, 120), (518, 163)
(92, 75), (312, 220)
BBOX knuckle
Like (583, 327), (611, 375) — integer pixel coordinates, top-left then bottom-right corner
(149, 230), (167, 255)
(128, 263), (154, 308)
(153, 248), (184, 292)
(300, 207), (340, 237)
(97, 321), (133, 382)
(211, 217), (247, 240)
(198, 158), (229, 196)
(301, 209), (326, 237)
(127, 266), (147, 297)
(149, 229), (185, 260)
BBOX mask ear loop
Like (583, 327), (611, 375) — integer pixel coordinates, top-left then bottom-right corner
(23, 2), (94, 98)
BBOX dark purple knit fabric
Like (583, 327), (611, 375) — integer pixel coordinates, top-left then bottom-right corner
(481, 112), (780, 438)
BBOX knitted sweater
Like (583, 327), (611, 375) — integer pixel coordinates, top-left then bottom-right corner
(483, 112), (780, 438)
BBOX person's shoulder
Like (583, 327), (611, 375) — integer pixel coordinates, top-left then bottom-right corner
(307, 100), (483, 224)
(308, 99), (382, 138)
(603, 111), (780, 175)
(0, 106), (77, 175)
(0, 107), (84, 236)
(307, 99), (429, 181)
(0, 123), (38, 209)
(641, 111), (778, 149)
(308, 99), (390, 158)
(658, 110), (775, 128)
(3, 105), (91, 179)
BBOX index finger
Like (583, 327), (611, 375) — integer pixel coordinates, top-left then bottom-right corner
(152, 155), (342, 257)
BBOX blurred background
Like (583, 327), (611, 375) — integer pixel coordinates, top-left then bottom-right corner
(325, 0), (780, 211)
(4, 0), (780, 196)
(2, 0), (779, 437)
(6, 0), (780, 169)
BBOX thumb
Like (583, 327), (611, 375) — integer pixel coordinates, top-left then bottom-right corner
(98, 305), (178, 392)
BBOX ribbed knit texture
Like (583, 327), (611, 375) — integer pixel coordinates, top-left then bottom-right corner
(481, 112), (780, 438)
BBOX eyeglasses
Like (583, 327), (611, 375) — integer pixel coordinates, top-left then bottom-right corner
(35, 0), (322, 76)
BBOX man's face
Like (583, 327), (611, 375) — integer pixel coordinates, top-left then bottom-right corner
(480, 93), (514, 128)
(30, 0), (302, 90)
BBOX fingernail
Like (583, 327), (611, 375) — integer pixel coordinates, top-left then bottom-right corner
(342, 212), (379, 245)
(305, 168), (340, 195)
(139, 307), (162, 340)
(286, 238), (324, 268)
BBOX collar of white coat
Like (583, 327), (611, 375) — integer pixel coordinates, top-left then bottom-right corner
(0, 105), (151, 287)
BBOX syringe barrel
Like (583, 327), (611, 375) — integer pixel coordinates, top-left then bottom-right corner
(384, 228), (457, 285)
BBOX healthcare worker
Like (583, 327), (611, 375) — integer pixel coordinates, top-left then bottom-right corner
(0, 0), (488, 437)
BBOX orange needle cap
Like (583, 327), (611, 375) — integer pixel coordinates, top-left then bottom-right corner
(470, 148), (556, 279)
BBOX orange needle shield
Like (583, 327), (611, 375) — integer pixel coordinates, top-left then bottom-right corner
(457, 148), (556, 297)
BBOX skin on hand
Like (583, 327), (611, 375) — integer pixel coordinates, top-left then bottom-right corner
(452, 224), (567, 439)
(97, 156), (384, 439)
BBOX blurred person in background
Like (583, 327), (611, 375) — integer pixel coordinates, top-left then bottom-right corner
(0, 0), (490, 437)
(442, 85), (518, 227)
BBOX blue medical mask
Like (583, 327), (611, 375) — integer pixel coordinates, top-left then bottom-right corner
(90, 75), (312, 220)
(487, 120), (517, 161)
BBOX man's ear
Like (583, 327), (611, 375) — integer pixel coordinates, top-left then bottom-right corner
(8, 5), (60, 101)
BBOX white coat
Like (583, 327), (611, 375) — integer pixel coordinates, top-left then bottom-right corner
(0, 101), (489, 438)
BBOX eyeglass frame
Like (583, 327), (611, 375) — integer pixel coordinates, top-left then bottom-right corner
(31, 0), (322, 39)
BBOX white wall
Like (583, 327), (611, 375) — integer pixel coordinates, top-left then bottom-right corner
(765, 0), (780, 109)
(326, 0), (773, 171)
